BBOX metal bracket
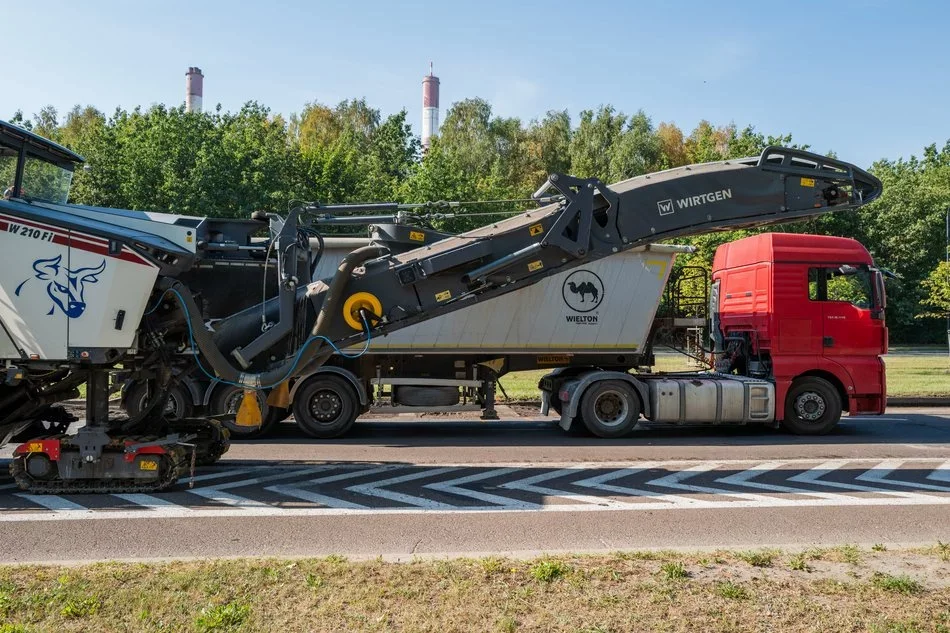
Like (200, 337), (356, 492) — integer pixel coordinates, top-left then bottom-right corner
(536, 173), (620, 257)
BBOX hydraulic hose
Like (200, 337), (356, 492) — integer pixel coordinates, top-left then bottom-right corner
(156, 245), (387, 389)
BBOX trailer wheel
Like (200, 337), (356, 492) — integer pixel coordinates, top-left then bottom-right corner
(782, 377), (842, 435)
(124, 381), (193, 421)
(579, 380), (641, 439)
(213, 386), (283, 439)
(292, 375), (359, 439)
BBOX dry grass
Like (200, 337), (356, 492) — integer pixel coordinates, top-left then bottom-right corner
(0, 549), (949, 632)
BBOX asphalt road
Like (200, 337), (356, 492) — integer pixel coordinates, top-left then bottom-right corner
(2, 408), (950, 563)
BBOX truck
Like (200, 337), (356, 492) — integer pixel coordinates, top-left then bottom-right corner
(540, 231), (888, 437)
(0, 117), (883, 492)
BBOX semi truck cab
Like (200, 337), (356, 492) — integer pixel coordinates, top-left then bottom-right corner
(712, 232), (887, 432)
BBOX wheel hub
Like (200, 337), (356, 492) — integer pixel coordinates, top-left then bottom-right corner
(310, 390), (342, 423)
(795, 391), (826, 421)
(593, 390), (628, 427)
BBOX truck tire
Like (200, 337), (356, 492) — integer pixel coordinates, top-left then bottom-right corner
(782, 377), (842, 435)
(579, 380), (641, 439)
(292, 375), (359, 439)
(213, 386), (283, 439)
(124, 381), (193, 421)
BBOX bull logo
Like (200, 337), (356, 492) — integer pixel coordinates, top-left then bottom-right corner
(562, 270), (605, 313)
(15, 255), (106, 318)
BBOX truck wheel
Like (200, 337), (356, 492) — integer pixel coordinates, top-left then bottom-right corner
(579, 380), (641, 439)
(782, 377), (842, 435)
(292, 375), (359, 439)
(124, 382), (193, 421)
(213, 386), (282, 439)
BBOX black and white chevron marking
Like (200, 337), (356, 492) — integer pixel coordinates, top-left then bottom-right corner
(1, 459), (949, 521)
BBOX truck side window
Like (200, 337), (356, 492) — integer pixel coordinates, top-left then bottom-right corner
(827, 270), (871, 308)
(809, 266), (872, 309)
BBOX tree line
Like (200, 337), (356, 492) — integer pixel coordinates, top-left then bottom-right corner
(8, 99), (950, 344)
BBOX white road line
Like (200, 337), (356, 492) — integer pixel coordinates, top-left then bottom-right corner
(574, 463), (697, 506)
(425, 467), (542, 509)
(789, 460), (936, 500)
(15, 494), (86, 512)
(715, 461), (847, 500)
(854, 459), (950, 493)
(112, 494), (192, 510)
(500, 468), (634, 508)
(347, 467), (462, 509)
(927, 459), (950, 484)
(645, 462), (786, 503)
(266, 465), (405, 509)
(189, 467), (330, 508)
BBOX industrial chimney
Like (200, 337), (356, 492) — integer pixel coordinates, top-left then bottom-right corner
(185, 67), (204, 113)
(421, 63), (440, 150)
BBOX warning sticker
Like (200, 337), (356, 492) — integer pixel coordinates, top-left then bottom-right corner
(27, 442), (43, 453)
(529, 223), (544, 237)
(139, 460), (158, 471)
(435, 290), (452, 302)
(409, 230), (426, 242)
(800, 177), (816, 187)
(528, 260), (543, 272)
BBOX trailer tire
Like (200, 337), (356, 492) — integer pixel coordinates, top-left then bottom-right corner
(782, 377), (842, 435)
(579, 380), (641, 439)
(123, 381), (193, 421)
(293, 375), (359, 439)
(213, 386), (283, 439)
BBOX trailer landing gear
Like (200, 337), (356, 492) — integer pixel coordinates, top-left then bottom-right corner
(9, 369), (230, 494)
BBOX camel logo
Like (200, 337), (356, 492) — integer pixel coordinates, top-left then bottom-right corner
(657, 199), (675, 216)
(15, 255), (106, 318)
(562, 269), (604, 314)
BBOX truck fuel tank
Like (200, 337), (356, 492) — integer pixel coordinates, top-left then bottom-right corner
(645, 374), (774, 424)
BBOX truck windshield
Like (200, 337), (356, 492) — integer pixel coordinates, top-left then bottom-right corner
(21, 152), (73, 204)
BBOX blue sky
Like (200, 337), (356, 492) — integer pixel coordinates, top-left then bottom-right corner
(5, 0), (947, 167)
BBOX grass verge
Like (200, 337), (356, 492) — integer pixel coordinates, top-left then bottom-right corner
(0, 549), (948, 632)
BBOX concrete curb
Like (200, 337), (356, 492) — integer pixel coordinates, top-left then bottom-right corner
(886, 397), (950, 407)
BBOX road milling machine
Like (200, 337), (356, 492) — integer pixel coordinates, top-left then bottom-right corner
(0, 119), (882, 493)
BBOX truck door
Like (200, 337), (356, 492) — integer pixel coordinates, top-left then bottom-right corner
(811, 266), (879, 357)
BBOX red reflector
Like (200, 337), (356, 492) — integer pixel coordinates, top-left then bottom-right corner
(559, 390), (570, 402)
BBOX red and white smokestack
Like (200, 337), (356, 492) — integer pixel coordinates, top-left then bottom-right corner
(421, 62), (439, 150)
(185, 67), (204, 113)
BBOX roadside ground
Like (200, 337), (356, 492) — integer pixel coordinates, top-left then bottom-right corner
(1, 547), (948, 632)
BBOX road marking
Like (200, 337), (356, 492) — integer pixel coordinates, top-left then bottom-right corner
(425, 467), (542, 509)
(500, 467), (634, 508)
(112, 494), (191, 510)
(266, 465), (403, 509)
(574, 464), (697, 506)
(4, 458), (950, 521)
(15, 494), (86, 512)
(347, 467), (462, 509)
(189, 467), (329, 509)
(789, 460), (937, 500)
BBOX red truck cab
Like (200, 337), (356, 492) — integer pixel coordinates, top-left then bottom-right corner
(712, 233), (887, 434)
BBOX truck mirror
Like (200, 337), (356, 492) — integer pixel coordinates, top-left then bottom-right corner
(837, 264), (858, 275)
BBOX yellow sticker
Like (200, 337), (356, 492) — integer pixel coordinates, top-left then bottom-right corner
(435, 290), (452, 302)
(139, 460), (158, 471)
(409, 230), (425, 242)
(527, 260), (543, 272)
(529, 223), (544, 237)
(27, 442), (43, 453)
(800, 177), (815, 187)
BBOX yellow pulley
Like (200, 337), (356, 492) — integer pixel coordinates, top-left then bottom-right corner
(342, 291), (382, 331)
